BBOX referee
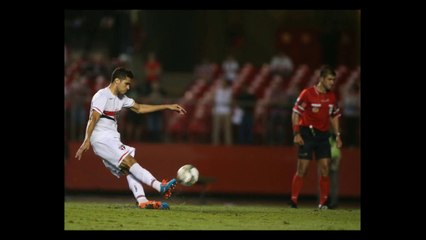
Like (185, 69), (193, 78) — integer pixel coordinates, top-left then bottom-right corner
(289, 65), (342, 209)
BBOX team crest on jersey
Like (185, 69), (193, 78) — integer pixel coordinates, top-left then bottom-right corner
(119, 145), (126, 150)
(311, 103), (321, 113)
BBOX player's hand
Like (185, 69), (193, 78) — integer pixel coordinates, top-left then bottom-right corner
(75, 140), (90, 160)
(168, 104), (187, 115)
(293, 134), (304, 146)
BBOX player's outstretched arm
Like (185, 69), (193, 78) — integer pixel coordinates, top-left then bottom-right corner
(167, 104), (187, 114)
(131, 103), (186, 115)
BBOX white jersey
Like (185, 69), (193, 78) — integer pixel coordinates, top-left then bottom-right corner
(90, 87), (135, 142)
(88, 87), (136, 177)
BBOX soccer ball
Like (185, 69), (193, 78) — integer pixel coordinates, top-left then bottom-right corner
(177, 164), (199, 186)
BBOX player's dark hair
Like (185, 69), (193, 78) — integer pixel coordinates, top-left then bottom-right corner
(111, 67), (134, 83)
(319, 65), (336, 78)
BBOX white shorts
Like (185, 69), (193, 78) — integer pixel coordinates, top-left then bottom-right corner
(91, 137), (135, 178)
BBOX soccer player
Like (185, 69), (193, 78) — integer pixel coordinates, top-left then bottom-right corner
(75, 67), (186, 210)
(290, 65), (342, 209)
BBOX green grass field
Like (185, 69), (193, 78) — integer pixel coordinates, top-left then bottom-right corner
(65, 200), (360, 230)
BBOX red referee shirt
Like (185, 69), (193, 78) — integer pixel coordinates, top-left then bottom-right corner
(292, 86), (341, 132)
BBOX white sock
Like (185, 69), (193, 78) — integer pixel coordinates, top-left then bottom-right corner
(129, 163), (161, 192)
(126, 175), (148, 204)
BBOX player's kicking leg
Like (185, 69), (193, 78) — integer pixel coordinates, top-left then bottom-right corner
(127, 175), (170, 210)
(121, 155), (177, 199)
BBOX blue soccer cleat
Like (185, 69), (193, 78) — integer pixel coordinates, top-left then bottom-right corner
(139, 200), (170, 210)
(160, 178), (177, 199)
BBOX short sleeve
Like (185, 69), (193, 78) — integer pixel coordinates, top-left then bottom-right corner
(330, 96), (341, 118)
(292, 89), (308, 115)
(122, 95), (135, 108)
(91, 91), (107, 114)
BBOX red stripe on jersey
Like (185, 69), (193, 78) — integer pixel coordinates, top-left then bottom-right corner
(103, 111), (117, 117)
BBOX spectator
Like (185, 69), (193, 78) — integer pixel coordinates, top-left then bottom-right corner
(235, 82), (257, 144)
(194, 58), (214, 82)
(145, 82), (167, 142)
(212, 79), (233, 145)
(265, 75), (287, 145)
(69, 74), (91, 140)
(341, 82), (360, 147)
(143, 52), (162, 94)
(270, 51), (294, 78)
(222, 54), (239, 82)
